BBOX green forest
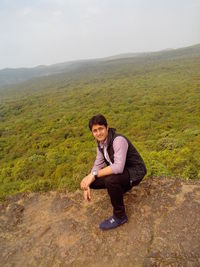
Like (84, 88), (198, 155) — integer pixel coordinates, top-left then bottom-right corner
(0, 45), (200, 200)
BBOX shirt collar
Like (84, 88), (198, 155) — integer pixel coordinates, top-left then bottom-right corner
(99, 138), (108, 149)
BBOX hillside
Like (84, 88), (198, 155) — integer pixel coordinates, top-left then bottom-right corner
(0, 60), (91, 87)
(0, 43), (200, 87)
(0, 177), (200, 266)
(0, 44), (200, 200)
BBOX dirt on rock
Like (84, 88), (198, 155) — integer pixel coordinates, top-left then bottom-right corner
(0, 177), (200, 267)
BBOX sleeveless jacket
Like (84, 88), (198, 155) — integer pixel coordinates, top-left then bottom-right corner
(97, 128), (147, 182)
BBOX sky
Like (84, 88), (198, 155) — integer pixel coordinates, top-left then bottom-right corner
(0, 0), (199, 69)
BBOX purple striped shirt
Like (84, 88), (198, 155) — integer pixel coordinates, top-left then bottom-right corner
(91, 136), (128, 174)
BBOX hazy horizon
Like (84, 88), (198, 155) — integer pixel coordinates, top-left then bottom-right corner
(0, 42), (199, 71)
(1, 0), (199, 69)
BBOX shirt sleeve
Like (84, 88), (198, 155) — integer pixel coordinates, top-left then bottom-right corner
(110, 136), (128, 174)
(91, 146), (105, 172)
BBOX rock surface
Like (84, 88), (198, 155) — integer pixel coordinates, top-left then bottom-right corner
(0, 177), (200, 267)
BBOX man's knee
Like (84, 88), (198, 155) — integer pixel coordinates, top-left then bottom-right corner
(89, 182), (95, 189)
(89, 178), (106, 189)
(104, 175), (118, 187)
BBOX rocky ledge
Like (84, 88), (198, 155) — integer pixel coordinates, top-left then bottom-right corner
(0, 177), (200, 267)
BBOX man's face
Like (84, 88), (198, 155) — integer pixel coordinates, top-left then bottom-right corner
(91, 124), (108, 143)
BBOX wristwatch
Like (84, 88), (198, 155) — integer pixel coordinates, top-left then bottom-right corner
(92, 170), (98, 179)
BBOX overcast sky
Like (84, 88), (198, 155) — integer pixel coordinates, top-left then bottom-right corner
(0, 0), (199, 69)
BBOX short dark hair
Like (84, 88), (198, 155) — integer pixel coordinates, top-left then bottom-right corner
(89, 114), (107, 131)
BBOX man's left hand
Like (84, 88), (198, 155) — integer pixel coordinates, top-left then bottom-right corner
(83, 187), (91, 201)
(80, 173), (95, 190)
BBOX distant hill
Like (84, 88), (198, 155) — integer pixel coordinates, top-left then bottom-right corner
(0, 60), (91, 87)
(0, 43), (199, 87)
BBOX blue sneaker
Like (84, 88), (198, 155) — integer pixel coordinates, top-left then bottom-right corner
(99, 215), (128, 230)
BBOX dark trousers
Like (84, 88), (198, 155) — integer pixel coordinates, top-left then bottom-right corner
(90, 169), (142, 219)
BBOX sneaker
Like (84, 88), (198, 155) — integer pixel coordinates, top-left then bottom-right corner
(99, 215), (128, 230)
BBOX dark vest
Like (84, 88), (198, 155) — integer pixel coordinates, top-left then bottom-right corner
(97, 128), (147, 182)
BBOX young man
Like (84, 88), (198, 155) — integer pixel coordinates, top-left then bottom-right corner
(80, 114), (147, 230)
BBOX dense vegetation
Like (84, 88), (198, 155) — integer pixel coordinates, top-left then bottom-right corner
(0, 45), (200, 200)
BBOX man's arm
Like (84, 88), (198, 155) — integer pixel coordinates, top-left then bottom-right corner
(94, 165), (113, 177)
(110, 136), (128, 174)
(91, 146), (105, 172)
(80, 146), (105, 191)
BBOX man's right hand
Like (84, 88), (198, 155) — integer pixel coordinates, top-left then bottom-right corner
(83, 187), (91, 201)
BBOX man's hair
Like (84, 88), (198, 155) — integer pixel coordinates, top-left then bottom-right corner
(89, 114), (108, 131)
